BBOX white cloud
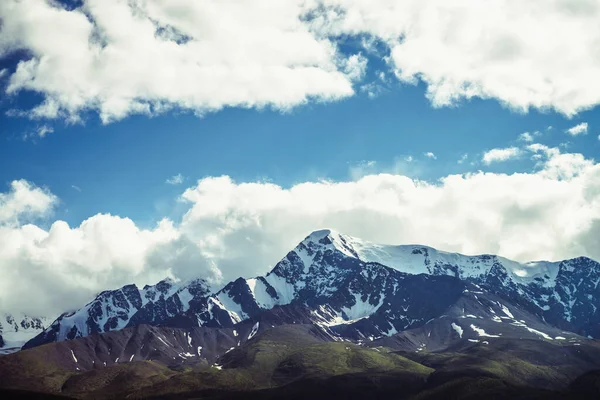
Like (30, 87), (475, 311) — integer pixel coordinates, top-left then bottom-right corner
(20, 124), (54, 140)
(342, 53), (368, 81)
(457, 154), (468, 164)
(71, 185), (81, 192)
(4, 0), (600, 122)
(0, 0), (358, 123)
(0, 180), (57, 227)
(527, 143), (593, 179)
(518, 131), (541, 143)
(4, 145), (600, 318)
(566, 122), (589, 136)
(36, 125), (53, 138)
(312, 0), (600, 116)
(424, 152), (437, 160)
(166, 173), (184, 185)
(482, 147), (521, 164)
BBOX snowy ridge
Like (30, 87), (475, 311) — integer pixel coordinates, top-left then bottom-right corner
(27, 278), (212, 347)
(312, 229), (561, 285)
(204, 229), (600, 339)
(0, 313), (49, 353)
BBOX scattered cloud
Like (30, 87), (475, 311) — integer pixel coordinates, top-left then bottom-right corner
(404, 156), (414, 163)
(166, 173), (185, 185)
(71, 185), (81, 192)
(518, 131), (541, 143)
(457, 154), (468, 164)
(566, 122), (589, 136)
(424, 152), (437, 160)
(482, 147), (521, 165)
(3, 0), (600, 122)
(21, 124), (54, 140)
(359, 81), (386, 98)
(342, 54), (368, 81)
(37, 125), (53, 138)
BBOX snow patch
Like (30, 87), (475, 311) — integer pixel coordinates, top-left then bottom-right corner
(470, 325), (500, 338)
(499, 304), (514, 319)
(70, 349), (78, 363)
(451, 323), (463, 338)
(248, 322), (259, 340)
(157, 336), (172, 347)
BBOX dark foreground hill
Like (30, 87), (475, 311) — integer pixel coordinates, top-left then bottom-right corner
(1, 323), (600, 399)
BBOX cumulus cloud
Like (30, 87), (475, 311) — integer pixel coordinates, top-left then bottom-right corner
(3, 0), (600, 122)
(0, 0), (358, 123)
(0, 180), (57, 226)
(566, 122), (589, 136)
(312, 0), (600, 116)
(482, 147), (521, 164)
(4, 145), (600, 318)
(424, 152), (437, 160)
(166, 173), (184, 185)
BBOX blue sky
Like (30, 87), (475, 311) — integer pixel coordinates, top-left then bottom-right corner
(2, 79), (597, 230)
(3, 0), (600, 316)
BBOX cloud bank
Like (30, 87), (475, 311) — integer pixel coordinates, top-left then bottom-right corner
(2, 0), (600, 122)
(2, 144), (600, 317)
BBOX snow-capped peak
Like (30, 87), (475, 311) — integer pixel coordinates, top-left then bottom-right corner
(298, 229), (562, 285)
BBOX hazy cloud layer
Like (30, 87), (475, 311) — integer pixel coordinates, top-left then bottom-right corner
(2, 144), (600, 317)
(2, 0), (600, 122)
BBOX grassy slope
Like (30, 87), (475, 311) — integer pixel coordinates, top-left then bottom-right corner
(0, 344), (74, 394)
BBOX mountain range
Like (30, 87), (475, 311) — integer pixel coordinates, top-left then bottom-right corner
(1, 229), (599, 399)
(25, 229), (600, 348)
